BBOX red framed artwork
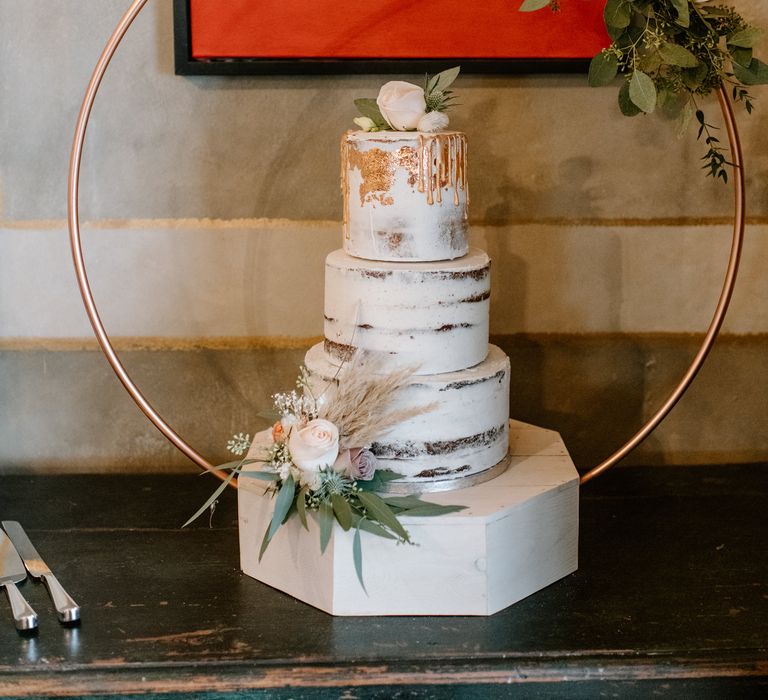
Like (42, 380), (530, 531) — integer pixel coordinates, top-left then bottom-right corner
(173, 0), (610, 75)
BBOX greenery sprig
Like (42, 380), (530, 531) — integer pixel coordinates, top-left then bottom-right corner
(522, 1), (768, 182)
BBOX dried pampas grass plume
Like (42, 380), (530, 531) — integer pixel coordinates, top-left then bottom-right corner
(318, 351), (436, 450)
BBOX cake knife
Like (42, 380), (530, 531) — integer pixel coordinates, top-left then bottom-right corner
(1, 521), (80, 623)
(0, 529), (38, 630)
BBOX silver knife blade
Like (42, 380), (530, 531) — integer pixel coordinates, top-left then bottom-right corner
(0, 529), (38, 630)
(0, 530), (27, 585)
(1, 522), (49, 578)
(2, 521), (80, 623)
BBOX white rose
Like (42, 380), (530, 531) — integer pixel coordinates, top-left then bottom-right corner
(417, 111), (449, 133)
(376, 81), (426, 131)
(353, 116), (377, 132)
(288, 418), (340, 474)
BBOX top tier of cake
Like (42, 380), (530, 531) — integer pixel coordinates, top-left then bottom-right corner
(341, 130), (468, 263)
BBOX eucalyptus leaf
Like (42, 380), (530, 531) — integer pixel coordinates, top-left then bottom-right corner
(350, 513), (399, 540)
(604, 0), (630, 30)
(699, 7), (730, 19)
(588, 51), (619, 87)
(331, 494), (353, 531)
(354, 98), (389, 128)
(237, 470), (279, 481)
(267, 474), (295, 541)
(205, 458), (261, 472)
(618, 82), (642, 117)
(681, 63), (708, 91)
(639, 52), (663, 75)
(732, 58), (768, 86)
(658, 43), (698, 68)
(357, 491), (409, 541)
(606, 23), (626, 42)
(207, 459), (244, 471)
(675, 101), (695, 140)
(319, 501), (334, 553)
(357, 469), (403, 492)
(430, 66), (460, 94)
(296, 486), (309, 531)
(258, 522), (272, 562)
(633, 0), (653, 18)
(353, 525), (367, 593)
(397, 504), (467, 517)
(729, 46), (753, 68)
(728, 27), (764, 49)
(182, 463), (238, 528)
(670, 0), (689, 28)
(658, 88), (689, 120)
(623, 25), (645, 49)
(519, 0), (551, 12)
(629, 70), (657, 113)
(381, 495), (429, 510)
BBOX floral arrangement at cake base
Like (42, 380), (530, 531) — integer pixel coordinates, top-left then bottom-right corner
(185, 353), (466, 591)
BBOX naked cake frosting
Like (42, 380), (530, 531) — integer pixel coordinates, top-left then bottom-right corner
(341, 130), (469, 262)
(304, 126), (511, 488)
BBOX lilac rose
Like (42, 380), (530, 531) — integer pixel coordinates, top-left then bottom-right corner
(333, 448), (377, 481)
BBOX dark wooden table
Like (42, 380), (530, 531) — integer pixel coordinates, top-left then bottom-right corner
(0, 466), (766, 698)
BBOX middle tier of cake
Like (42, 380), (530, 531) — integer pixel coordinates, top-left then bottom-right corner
(323, 248), (490, 375)
(305, 343), (510, 482)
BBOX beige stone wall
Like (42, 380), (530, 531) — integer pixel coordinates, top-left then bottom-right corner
(1, 0), (767, 471)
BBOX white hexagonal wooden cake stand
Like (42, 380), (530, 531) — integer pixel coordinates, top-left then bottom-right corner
(238, 420), (578, 616)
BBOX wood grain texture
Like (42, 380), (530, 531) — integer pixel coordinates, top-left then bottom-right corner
(0, 466), (766, 695)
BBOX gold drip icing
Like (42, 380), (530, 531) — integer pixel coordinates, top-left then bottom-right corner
(343, 132), (467, 212)
(416, 132), (467, 207)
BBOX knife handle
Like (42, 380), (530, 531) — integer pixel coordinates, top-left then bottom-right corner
(42, 573), (80, 623)
(3, 583), (38, 631)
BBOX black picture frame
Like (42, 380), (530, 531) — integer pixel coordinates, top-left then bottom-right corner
(173, 0), (591, 76)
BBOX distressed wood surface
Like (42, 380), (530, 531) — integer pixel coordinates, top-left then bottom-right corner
(0, 466), (766, 696)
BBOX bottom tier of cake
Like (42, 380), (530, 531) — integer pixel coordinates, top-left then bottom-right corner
(304, 343), (510, 487)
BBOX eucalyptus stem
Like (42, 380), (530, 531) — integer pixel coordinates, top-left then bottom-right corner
(526, 0), (768, 182)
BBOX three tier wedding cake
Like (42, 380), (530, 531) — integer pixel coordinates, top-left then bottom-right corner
(232, 70), (578, 613)
(303, 128), (510, 489)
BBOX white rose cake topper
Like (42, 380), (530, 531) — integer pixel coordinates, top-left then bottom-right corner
(353, 66), (460, 133)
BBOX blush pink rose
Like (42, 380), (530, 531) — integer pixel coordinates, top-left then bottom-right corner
(288, 419), (340, 473)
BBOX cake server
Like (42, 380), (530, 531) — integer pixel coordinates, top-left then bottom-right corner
(0, 529), (38, 630)
(1, 521), (80, 624)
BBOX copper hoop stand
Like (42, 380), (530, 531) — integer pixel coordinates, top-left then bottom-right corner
(67, 0), (746, 488)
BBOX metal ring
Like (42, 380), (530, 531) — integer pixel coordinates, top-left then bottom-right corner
(66, 0), (226, 482)
(579, 87), (745, 484)
(67, 1), (745, 488)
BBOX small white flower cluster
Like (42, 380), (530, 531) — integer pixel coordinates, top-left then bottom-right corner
(226, 432), (251, 456)
(267, 441), (301, 484)
(272, 390), (316, 423)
